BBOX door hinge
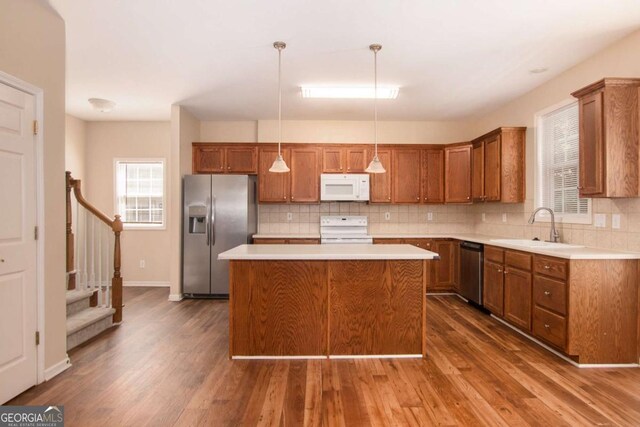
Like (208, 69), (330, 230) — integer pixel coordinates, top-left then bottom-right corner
(35, 331), (40, 346)
(34, 226), (38, 240)
(33, 120), (39, 136)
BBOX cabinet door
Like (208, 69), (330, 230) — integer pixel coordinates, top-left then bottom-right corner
(578, 91), (605, 196)
(422, 149), (444, 203)
(483, 260), (504, 316)
(290, 147), (320, 203)
(433, 240), (454, 287)
(444, 145), (472, 203)
(504, 267), (532, 331)
(484, 135), (501, 201)
(472, 141), (485, 202)
(392, 149), (422, 203)
(226, 147), (257, 174)
(193, 146), (224, 173)
(345, 147), (368, 173)
(258, 148), (290, 203)
(369, 150), (392, 203)
(322, 147), (344, 173)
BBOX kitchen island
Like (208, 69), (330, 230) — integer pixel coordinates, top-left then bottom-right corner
(218, 244), (439, 359)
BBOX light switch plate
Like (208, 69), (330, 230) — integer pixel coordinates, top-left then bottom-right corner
(612, 214), (621, 229)
(427, 212), (433, 221)
(502, 213), (507, 223)
(384, 212), (391, 221)
(139, 260), (145, 268)
(594, 213), (606, 228)
(287, 212), (293, 221)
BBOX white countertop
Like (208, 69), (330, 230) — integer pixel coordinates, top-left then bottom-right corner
(218, 244), (440, 261)
(252, 233), (640, 260)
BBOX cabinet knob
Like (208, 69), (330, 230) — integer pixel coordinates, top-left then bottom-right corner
(544, 324), (550, 329)
(283, 196), (286, 200)
(227, 166), (230, 170)
(387, 197), (391, 201)
(426, 243), (431, 247)
(467, 196), (470, 200)
(291, 196), (294, 200)
(544, 265), (550, 269)
(424, 197), (428, 201)
(497, 268), (502, 273)
(504, 269), (508, 274)
(577, 186), (583, 190)
(340, 167), (343, 170)
(347, 168), (350, 171)
(416, 197), (420, 201)
(544, 290), (551, 296)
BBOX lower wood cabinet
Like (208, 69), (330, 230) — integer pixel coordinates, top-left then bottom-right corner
(503, 265), (532, 331)
(253, 238), (320, 244)
(483, 260), (504, 316)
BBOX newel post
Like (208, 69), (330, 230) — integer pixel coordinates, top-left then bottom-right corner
(112, 215), (123, 323)
(65, 172), (76, 290)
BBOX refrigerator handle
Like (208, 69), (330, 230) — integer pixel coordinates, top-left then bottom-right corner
(211, 196), (216, 246)
(205, 196), (210, 246)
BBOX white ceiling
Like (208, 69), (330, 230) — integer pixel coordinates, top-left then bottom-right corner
(50, 0), (640, 122)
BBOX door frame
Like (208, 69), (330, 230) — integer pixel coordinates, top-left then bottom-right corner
(0, 70), (47, 384)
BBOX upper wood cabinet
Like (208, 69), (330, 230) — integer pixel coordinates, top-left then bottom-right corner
(422, 149), (444, 203)
(369, 150), (392, 203)
(258, 147), (290, 202)
(192, 144), (257, 174)
(321, 146), (368, 173)
(289, 147), (320, 203)
(392, 149), (422, 203)
(444, 145), (472, 203)
(572, 78), (640, 198)
(257, 146), (320, 203)
(471, 127), (526, 203)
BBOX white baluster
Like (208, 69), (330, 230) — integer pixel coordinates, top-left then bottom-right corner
(74, 198), (80, 290)
(82, 207), (88, 291)
(106, 224), (112, 308)
(97, 219), (102, 306)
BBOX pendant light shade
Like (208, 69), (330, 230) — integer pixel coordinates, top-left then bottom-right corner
(269, 41), (290, 173)
(365, 43), (386, 174)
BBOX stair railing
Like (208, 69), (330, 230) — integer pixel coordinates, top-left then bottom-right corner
(66, 171), (123, 323)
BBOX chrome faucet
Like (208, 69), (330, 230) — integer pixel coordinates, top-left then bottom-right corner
(528, 207), (560, 243)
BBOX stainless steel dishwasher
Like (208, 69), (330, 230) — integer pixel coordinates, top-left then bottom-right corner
(459, 241), (484, 306)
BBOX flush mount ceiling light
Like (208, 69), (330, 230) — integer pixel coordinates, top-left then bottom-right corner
(269, 41), (290, 173)
(300, 86), (399, 99)
(365, 44), (386, 174)
(88, 98), (116, 112)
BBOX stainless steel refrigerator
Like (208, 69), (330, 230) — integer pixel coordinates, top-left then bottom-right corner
(182, 175), (257, 298)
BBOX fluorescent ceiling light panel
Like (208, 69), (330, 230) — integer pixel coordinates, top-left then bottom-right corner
(301, 86), (399, 99)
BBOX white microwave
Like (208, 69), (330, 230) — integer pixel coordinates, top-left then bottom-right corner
(320, 174), (370, 202)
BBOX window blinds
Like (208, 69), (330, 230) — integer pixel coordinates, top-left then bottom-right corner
(538, 102), (588, 216)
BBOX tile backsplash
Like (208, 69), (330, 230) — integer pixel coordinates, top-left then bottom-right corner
(258, 198), (640, 252)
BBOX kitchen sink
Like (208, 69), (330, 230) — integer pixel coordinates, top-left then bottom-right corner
(489, 239), (585, 249)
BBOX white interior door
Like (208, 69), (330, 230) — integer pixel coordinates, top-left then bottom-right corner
(0, 82), (37, 403)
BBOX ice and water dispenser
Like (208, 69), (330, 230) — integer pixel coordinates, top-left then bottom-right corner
(188, 205), (207, 234)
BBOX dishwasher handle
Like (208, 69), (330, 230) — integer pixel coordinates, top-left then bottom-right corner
(460, 241), (483, 251)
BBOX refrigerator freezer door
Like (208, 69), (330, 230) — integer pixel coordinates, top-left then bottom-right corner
(183, 175), (212, 294)
(210, 175), (257, 295)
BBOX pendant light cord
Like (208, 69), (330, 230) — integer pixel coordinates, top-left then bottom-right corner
(373, 48), (378, 157)
(278, 46), (282, 156)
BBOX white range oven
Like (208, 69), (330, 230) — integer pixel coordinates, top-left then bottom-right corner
(320, 215), (373, 244)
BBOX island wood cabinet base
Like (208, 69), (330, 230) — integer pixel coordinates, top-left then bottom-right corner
(229, 259), (429, 358)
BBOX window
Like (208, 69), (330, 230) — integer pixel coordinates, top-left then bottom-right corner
(115, 160), (165, 229)
(535, 101), (591, 224)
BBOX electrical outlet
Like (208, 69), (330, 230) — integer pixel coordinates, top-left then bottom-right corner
(384, 212), (391, 221)
(502, 213), (507, 223)
(139, 260), (145, 268)
(594, 213), (606, 228)
(482, 213), (486, 222)
(287, 212), (293, 221)
(427, 212), (433, 221)
(612, 214), (621, 229)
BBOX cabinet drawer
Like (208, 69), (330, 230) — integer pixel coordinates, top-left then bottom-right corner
(505, 250), (532, 271)
(533, 306), (566, 349)
(253, 238), (286, 244)
(534, 256), (568, 281)
(404, 239), (433, 250)
(373, 238), (404, 244)
(485, 246), (504, 263)
(288, 239), (320, 244)
(533, 276), (567, 315)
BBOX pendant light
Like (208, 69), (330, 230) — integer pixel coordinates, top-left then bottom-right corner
(269, 41), (290, 173)
(365, 43), (386, 174)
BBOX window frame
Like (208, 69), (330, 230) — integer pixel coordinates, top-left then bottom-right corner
(113, 158), (167, 230)
(534, 99), (592, 225)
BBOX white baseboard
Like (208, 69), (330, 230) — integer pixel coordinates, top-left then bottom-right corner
(124, 281), (170, 288)
(44, 356), (71, 381)
(168, 293), (183, 302)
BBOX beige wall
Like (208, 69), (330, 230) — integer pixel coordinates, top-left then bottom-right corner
(200, 121), (257, 142)
(471, 28), (640, 252)
(65, 115), (86, 183)
(85, 121), (172, 284)
(169, 105), (200, 300)
(0, 0), (67, 370)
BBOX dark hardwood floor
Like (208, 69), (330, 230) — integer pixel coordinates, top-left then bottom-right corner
(9, 287), (640, 426)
